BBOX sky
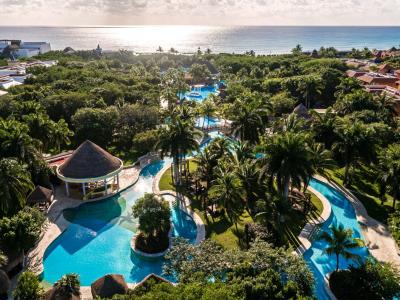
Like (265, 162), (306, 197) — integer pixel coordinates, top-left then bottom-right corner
(1, 0), (400, 26)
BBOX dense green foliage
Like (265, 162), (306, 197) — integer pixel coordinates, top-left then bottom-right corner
(0, 207), (45, 256)
(51, 273), (81, 299)
(329, 259), (400, 300)
(163, 238), (314, 299)
(13, 271), (43, 300)
(2, 49), (400, 298)
(132, 193), (171, 237)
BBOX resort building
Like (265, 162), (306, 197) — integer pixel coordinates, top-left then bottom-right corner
(0, 60), (57, 89)
(0, 75), (22, 89)
(346, 70), (367, 78)
(0, 40), (51, 59)
(56, 140), (123, 199)
(356, 72), (399, 88)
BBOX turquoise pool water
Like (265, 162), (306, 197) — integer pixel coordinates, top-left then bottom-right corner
(306, 179), (369, 300)
(43, 157), (197, 286)
(182, 84), (218, 102)
(195, 116), (221, 128)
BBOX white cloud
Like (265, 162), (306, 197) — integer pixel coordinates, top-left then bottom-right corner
(0, 0), (399, 25)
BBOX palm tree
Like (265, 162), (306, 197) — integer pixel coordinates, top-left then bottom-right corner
(377, 144), (400, 208)
(51, 274), (80, 299)
(156, 117), (201, 185)
(309, 143), (336, 180)
(162, 86), (178, 111)
(199, 99), (216, 130)
(230, 95), (271, 144)
(0, 119), (39, 160)
(194, 148), (218, 217)
(318, 224), (364, 271)
(212, 165), (244, 230)
(0, 158), (34, 217)
(333, 119), (375, 186)
(311, 108), (337, 149)
(51, 119), (73, 153)
(334, 77), (362, 99)
(0, 251), (9, 300)
(297, 76), (322, 108)
(235, 159), (261, 213)
(259, 132), (314, 201)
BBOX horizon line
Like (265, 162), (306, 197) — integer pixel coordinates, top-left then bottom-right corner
(1, 24), (400, 28)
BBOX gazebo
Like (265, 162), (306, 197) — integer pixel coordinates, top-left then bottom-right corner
(26, 185), (53, 210)
(57, 140), (123, 199)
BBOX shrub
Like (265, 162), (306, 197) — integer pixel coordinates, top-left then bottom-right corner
(0, 207), (45, 255)
(329, 259), (400, 300)
(52, 273), (81, 299)
(13, 271), (43, 300)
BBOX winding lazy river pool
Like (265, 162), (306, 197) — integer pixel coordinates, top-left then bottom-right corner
(306, 178), (369, 300)
(43, 158), (197, 286)
(43, 132), (371, 299)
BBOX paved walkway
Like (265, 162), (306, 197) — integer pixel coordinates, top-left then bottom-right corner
(315, 175), (400, 269)
(296, 186), (332, 255)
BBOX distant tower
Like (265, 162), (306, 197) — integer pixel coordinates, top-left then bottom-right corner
(95, 44), (102, 55)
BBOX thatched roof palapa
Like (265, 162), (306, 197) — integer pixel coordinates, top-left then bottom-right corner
(293, 103), (311, 119)
(58, 140), (122, 180)
(136, 273), (173, 288)
(27, 185), (53, 205)
(91, 274), (128, 299)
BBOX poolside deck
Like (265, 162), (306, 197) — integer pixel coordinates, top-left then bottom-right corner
(314, 175), (400, 269)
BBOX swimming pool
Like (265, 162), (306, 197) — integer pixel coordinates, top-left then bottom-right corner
(182, 84), (218, 102)
(195, 116), (221, 128)
(42, 158), (197, 286)
(305, 178), (369, 300)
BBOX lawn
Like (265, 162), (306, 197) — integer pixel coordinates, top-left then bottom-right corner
(282, 192), (323, 248)
(159, 161), (324, 249)
(326, 166), (394, 224)
(159, 160), (198, 191)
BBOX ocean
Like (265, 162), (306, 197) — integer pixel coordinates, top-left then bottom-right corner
(0, 26), (400, 55)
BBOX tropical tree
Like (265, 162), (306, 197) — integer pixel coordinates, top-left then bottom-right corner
(212, 164), (244, 229)
(199, 99), (216, 130)
(333, 119), (376, 186)
(334, 77), (362, 99)
(297, 76), (323, 108)
(194, 148), (218, 216)
(291, 44), (303, 55)
(311, 108), (337, 149)
(132, 193), (171, 237)
(309, 142), (336, 179)
(161, 86), (178, 111)
(0, 207), (45, 263)
(234, 159), (262, 212)
(13, 271), (43, 300)
(377, 144), (400, 208)
(0, 251), (9, 300)
(51, 273), (81, 299)
(189, 63), (211, 84)
(230, 94), (270, 144)
(0, 118), (39, 161)
(259, 132), (314, 201)
(318, 224), (364, 271)
(156, 117), (201, 185)
(0, 158), (34, 216)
